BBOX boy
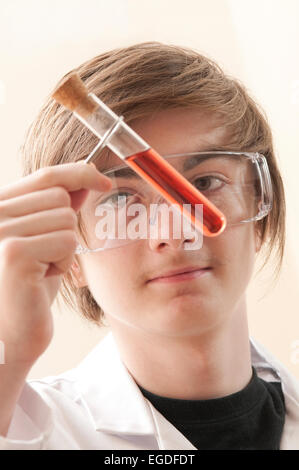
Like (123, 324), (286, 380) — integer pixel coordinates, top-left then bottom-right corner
(0, 42), (298, 450)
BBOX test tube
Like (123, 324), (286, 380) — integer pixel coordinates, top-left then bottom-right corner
(52, 73), (226, 237)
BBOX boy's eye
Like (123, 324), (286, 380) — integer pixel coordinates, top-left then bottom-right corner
(193, 176), (225, 192)
(97, 191), (136, 207)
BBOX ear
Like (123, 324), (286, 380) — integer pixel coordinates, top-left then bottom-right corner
(70, 260), (88, 288)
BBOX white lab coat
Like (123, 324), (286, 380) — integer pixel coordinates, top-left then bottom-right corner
(0, 331), (298, 450)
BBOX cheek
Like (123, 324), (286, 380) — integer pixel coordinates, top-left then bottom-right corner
(209, 225), (257, 294)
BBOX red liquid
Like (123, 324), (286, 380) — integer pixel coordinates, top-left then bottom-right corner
(126, 148), (226, 237)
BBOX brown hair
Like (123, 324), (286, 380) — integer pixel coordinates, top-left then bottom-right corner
(21, 41), (286, 326)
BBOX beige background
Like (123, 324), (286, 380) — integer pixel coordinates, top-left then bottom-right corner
(0, 0), (298, 380)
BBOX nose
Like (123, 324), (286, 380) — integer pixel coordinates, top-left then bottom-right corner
(147, 196), (201, 252)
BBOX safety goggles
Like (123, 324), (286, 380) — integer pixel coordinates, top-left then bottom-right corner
(75, 151), (273, 254)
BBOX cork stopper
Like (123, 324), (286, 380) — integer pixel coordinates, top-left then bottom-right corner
(52, 73), (98, 118)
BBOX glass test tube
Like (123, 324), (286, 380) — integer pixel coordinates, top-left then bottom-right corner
(52, 76), (227, 237)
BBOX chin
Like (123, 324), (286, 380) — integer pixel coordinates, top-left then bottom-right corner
(152, 300), (215, 333)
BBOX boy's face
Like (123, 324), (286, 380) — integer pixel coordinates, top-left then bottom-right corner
(75, 109), (261, 337)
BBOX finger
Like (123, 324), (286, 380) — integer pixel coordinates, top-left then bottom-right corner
(0, 207), (78, 239)
(45, 253), (75, 278)
(0, 186), (72, 218)
(7, 231), (79, 281)
(68, 188), (90, 213)
(0, 186), (91, 219)
(0, 161), (112, 202)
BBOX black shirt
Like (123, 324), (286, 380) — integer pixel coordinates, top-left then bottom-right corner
(138, 367), (285, 450)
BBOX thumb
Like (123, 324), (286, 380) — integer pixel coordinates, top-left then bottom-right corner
(69, 188), (90, 212)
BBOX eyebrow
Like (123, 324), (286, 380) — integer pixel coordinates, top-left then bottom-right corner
(106, 166), (138, 179)
(182, 154), (217, 171)
(181, 146), (233, 170)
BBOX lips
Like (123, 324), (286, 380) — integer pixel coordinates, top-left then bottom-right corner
(148, 266), (211, 282)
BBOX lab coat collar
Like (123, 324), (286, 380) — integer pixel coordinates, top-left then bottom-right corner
(70, 331), (299, 448)
(71, 332), (157, 436)
(250, 336), (299, 450)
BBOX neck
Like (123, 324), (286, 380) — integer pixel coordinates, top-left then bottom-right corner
(109, 300), (252, 400)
